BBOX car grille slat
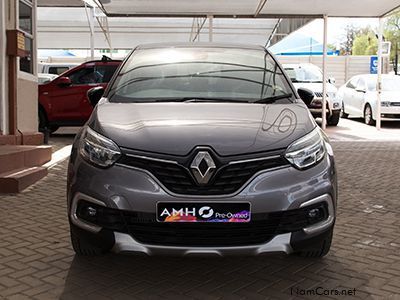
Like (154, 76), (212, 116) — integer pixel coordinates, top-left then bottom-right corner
(117, 153), (288, 195)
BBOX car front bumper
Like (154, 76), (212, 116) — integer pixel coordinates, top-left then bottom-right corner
(380, 107), (400, 121)
(67, 152), (337, 256)
(309, 108), (341, 118)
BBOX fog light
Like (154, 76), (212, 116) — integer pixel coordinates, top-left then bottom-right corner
(308, 208), (321, 219)
(305, 204), (328, 225)
(87, 206), (97, 217)
(76, 200), (102, 224)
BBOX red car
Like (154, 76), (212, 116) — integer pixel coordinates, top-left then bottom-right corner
(38, 57), (122, 133)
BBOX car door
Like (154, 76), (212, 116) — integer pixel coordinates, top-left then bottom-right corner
(353, 78), (367, 116)
(343, 76), (359, 116)
(47, 63), (99, 123)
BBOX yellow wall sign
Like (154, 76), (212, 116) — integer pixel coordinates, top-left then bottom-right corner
(6, 30), (27, 57)
(17, 32), (25, 51)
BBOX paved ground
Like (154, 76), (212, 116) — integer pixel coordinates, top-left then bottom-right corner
(322, 118), (400, 142)
(1, 121), (400, 299)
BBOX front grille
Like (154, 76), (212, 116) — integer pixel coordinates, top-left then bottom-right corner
(117, 154), (288, 195)
(313, 92), (330, 98)
(76, 200), (329, 247)
(309, 98), (330, 109)
(381, 114), (400, 119)
(390, 102), (400, 107)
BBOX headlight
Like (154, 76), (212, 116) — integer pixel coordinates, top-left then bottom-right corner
(381, 101), (390, 107)
(285, 127), (326, 169)
(79, 127), (121, 168)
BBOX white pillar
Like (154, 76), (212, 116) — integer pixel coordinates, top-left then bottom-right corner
(208, 15), (213, 42)
(321, 15), (328, 130)
(376, 17), (384, 130)
(89, 6), (95, 60)
(0, 0), (7, 134)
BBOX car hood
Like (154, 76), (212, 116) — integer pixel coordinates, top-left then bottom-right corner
(380, 91), (400, 102)
(88, 101), (315, 156)
(292, 82), (337, 94)
(364, 91), (400, 102)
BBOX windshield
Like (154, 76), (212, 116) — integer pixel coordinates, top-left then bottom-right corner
(108, 47), (293, 103)
(284, 65), (323, 83)
(366, 76), (400, 91)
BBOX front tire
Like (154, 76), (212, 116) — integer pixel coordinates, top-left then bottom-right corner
(341, 103), (349, 119)
(293, 227), (333, 258)
(70, 222), (114, 256)
(38, 108), (59, 134)
(38, 108), (48, 133)
(364, 104), (375, 126)
(327, 111), (340, 126)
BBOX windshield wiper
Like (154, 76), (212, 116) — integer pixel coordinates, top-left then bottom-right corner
(183, 97), (249, 103)
(149, 97), (250, 103)
(253, 93), (293, 104)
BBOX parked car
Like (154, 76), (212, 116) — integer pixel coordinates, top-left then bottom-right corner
(38, 73), (58, 84)
(283, 63), (341, 126)
(38, 63), (79, 75)
(338, 74), (400, 125)
(38, 57), (122, 132)
(67, 43), (337, 258)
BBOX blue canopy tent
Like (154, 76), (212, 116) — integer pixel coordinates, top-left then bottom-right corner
(38, 49), (76, 57)
(269, 32), (339, 56)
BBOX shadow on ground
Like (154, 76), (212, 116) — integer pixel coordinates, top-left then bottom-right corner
(59, 251), (373, 299)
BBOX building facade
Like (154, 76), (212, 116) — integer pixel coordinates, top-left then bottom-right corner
(0, 0), (42, 145)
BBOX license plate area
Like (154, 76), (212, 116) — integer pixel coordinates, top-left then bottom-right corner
(156, 202), (251, 223)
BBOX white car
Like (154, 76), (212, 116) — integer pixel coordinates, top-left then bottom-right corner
(283, 63), (341, 126)
(38, 73), (58, 84)
(38, 63), (78, 75)
(338, 74), (400, 125)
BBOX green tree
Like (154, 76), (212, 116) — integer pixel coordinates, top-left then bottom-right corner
(384, 12), (400, 61)
(352, 28), (378, 55)
(340, 25), (361, 55)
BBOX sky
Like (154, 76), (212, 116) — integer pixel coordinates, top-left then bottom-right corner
(297, 18), (380, 48)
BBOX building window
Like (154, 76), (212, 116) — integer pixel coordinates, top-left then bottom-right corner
(18, 0), (34, 74)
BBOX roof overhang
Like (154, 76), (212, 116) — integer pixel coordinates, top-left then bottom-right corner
(92, 0), (399, 18)
(38, 0), (84, 7)
(37, 0), (400, 18)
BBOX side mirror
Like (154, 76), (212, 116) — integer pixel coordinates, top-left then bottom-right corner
(87, 86), (105, 107)
(356, 88), (366, 93)
(328, 77), (336, 84)
(297, 87), (314, 106)
(57, 77), (72, 87)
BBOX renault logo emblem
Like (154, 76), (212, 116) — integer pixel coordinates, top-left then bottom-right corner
(190, 151), (216, 185)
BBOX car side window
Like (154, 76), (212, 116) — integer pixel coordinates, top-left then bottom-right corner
(69, 67), (100, 84)
(346, 77), (359, 89)
(356, 78), (366, 91)
(95, 65), (119, 83)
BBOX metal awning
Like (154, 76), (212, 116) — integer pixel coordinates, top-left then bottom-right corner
(37, 0), (400, 18)
(92, 0), (399, 18)
(38, 0), (84, 7)
(37, 8), (287, 49)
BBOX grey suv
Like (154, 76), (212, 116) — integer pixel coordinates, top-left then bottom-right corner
(67, 43), (337, 257)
